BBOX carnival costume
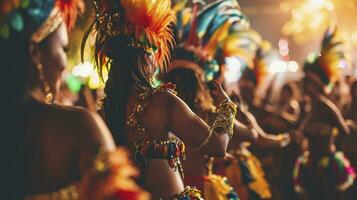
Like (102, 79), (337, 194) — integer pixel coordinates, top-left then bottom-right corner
(84, 0), (238, 199)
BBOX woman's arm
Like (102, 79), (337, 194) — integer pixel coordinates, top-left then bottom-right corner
(321, 95), (350, 136)
(208, 111), (258, 144)
(243, 109), (290, 148)
(232, 120), (258, 143)
(165, 82), (237, 157)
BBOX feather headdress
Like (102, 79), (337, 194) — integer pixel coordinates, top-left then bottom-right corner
(55, 0), (84, 31)
(0, 0), (83, 42)
(181, 0), (248, 57)
(237, 40), (271, 87)
(221, 28), (262, 68)
(304, 26), (350, 92)
(170, 0), (248, 82)
(220, 25), (277, 87)
(90, 0), (176, 71)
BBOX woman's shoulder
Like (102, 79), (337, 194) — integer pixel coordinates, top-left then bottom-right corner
(146, 83), (185, 109)
(37, 103), (114, 147)
(43, 104), (100, 127)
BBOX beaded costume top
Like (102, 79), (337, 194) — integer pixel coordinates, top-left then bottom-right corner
(126, 84), (205, 200)
(126, 83), (187, 180)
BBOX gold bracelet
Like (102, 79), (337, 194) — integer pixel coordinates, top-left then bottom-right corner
(196, 100), (237, 149)
(212, 100), (237, 139)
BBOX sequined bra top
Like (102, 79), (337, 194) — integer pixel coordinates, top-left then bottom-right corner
(126, 84), (186, 180)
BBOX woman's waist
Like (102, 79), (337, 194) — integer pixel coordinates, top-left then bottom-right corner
(145, 159), (185, 178)
(144, 161), (186, 199)
(182, 158), (207, 176)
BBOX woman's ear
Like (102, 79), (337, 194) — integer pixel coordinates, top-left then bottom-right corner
(28, 41), (41, 66)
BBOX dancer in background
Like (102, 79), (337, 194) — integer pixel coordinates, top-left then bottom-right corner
(293, 27), (354, 200)
(0, 0), (148, 199)
(207, 28), (293, 200)
(346, 80), (357, 125)
(343, 80), (357, 199)
(84, 0), (238, 198)
(163, 1), (256, 199)
(226, 44), (287, 200)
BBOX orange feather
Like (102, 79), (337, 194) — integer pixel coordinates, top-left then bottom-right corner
(120, 0), (176, 69)
(56, 0), (84, 31)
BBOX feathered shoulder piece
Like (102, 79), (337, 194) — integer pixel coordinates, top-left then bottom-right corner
(0, 0), (83, 42)
(90, 0), (176, 70)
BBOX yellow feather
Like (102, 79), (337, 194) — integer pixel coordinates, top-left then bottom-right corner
(203, 19), (234, 59)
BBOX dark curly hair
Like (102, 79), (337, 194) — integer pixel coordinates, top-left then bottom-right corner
(164, 67), (214, 114)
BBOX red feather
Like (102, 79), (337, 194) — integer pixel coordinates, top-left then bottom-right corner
(56, 0), (84, 31)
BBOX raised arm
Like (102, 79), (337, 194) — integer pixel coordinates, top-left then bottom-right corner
(322, 95), (350, 136)
(329, 104), (350, 136)
(166, 82), (237, 157)
(207, 112), (258, 144)
(242, 108), (290, 148)
(232, 120), (258, 143)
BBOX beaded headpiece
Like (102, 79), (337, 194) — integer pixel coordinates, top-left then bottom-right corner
(0, 0), (84, 42)
(90, 0), (176, 70)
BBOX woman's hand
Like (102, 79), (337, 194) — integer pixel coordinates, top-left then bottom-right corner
(210, 81), (231, 106)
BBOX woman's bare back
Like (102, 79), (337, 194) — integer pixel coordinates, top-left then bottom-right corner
(24, 100), (114, 195)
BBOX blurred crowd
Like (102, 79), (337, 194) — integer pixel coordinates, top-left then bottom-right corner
(1, 0), (357, 199)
